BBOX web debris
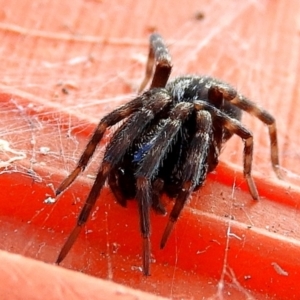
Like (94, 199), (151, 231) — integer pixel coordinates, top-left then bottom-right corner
(0, 139), (26, 168)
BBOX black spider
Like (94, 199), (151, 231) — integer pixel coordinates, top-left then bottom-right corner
(55, 33), (281, 275)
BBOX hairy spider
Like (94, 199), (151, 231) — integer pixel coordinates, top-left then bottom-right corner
(55, 33), (281, 275)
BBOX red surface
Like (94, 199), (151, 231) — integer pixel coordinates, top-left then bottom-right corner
(0, 0), (300, 299)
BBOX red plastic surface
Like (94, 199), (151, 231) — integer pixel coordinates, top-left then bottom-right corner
(0, 0), (300, 299)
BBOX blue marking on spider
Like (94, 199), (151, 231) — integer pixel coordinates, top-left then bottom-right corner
(133, 142), (154, 162)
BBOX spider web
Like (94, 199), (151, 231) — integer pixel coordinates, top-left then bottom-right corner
(0, 0), (299, 299)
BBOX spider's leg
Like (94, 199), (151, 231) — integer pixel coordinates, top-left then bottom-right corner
(138, 33), (172, 93)
(195, 101), (259, 200)
(210, 84), (282, 179)
(56, 91), (165, 195)
(56, 96), (144, 195)
(161, 110), (212, 248)
(56, 90), (172, 265)
(135, 102), (194, 275)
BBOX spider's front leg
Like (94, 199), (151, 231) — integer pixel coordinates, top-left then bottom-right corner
(160, 110), (213, 248)
(55, 96), (145, 196)
(210, 83), (282, 179)
(56, 90), (172, 265)
(135, 102), (195, 275)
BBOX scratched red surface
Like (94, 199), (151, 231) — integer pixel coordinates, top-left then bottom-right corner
(0, 1), (299, 299)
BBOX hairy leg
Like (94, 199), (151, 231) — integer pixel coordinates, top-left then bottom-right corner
(138, 33), (172, 93)
(210, 83), (281, 178)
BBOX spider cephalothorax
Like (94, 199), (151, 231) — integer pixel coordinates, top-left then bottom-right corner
(54, 33), (281, 275)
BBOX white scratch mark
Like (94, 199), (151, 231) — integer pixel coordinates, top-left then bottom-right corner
(271, 262), (289, 276)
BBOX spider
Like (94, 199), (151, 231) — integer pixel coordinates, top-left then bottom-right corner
(55, 33), (281, 275)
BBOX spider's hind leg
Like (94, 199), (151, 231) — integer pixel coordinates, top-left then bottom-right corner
(138, 33), (172, 93)
(195, 99), (259, 200)
(210, 83), (282, 179)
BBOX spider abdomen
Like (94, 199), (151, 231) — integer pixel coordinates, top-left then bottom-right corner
(167, 75), (242, 121)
